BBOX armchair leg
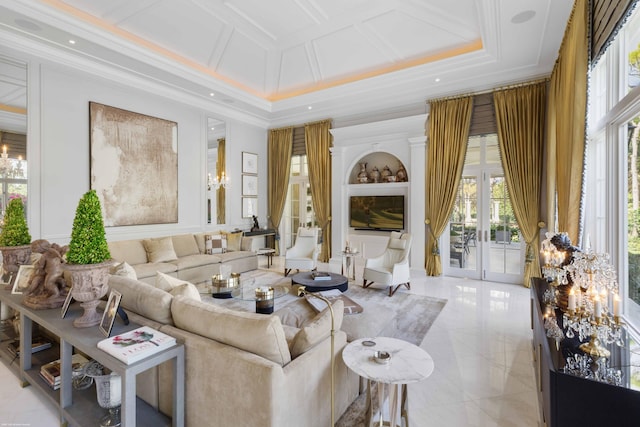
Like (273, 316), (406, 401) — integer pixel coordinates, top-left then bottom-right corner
(284, 268), (291, 277)
(389, 282), (410, 297)
(363, 280), (373, 289)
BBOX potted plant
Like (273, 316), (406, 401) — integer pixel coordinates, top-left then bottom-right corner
(65, 190), (112, 328)
(495, 225), (512, 244)
(0, 198), (32, 288)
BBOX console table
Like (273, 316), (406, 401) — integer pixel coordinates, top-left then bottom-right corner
(0, 290), (185, 427)
(243, 228), (276, 250)
(531, 277), (640, 426)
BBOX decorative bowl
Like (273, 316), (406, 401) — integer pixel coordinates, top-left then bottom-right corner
(373, 350), (391, 364)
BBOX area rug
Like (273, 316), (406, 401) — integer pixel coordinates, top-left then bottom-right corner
(202, 269), (447, 346)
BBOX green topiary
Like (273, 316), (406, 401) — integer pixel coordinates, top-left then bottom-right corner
(66, 190), (111, 265)
(0, 198), (31, 247)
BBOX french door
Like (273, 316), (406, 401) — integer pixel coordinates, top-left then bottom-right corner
(445, 135), (524, 284)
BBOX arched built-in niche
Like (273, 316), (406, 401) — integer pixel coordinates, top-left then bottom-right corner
(349, 152), (408, 184)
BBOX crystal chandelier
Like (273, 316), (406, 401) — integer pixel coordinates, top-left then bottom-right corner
(0, 145), (24, 178)
(207, 172), (228, 190)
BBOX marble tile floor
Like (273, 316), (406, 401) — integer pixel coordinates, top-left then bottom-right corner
(0, 257), (540, 426)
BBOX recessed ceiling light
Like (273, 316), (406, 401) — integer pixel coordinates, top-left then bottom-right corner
(68, 39), (76, 45)
(511, 10), (536, 24)
(210, 127), (215, 131)
(435, 78), (441, 82)
(209, 92), (215, 97)
(308, 106), (312, 110)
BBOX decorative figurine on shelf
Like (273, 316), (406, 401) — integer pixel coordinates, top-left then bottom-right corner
(251, 215), (260, 232)
(369, 166), (381, 183)
(380, 165), (392, 182)
(357, 162), (368, 183)
(395, 164), (407, 182)
(23, 239), (69, 310)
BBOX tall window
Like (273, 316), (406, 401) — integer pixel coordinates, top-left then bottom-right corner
(283, 155), (317, 249)
(586, 5), (640, 330)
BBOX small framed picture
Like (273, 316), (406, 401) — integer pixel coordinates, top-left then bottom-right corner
(12, 265), (34, 295)
(242, 152), (258, 175)
(99, 290), (122, 337)
(61, 289), (74, 318)
(242, 197), (257, 218)
(0, 268), (14, 287)
(242, 175), (258, 196)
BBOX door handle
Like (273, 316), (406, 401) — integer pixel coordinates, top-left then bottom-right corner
(484, 230), (488, 242)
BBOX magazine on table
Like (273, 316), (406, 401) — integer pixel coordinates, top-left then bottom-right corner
(97, 326), (176, 365)
(311, 271), (331, 281)
(7, 337), (52, 357)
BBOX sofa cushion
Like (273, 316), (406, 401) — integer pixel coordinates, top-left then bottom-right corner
(108, 239), (148, 266)
(143, 237), (178, 263)
(168, 283), (201, 301)
(290, 300), (344, 358)
(171, 234), (200, 257)
(107, 275), (174, 325)
(173, 254), (222, 270)
(133, 262), (178, 280)
(171, 296), (291, 366)
(156, 271), (190, 292)
(110, 261), (137, 280)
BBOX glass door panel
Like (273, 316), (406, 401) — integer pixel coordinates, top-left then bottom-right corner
(448, 176), (479, 276)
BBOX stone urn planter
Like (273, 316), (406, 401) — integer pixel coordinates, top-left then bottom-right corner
(0, 244), (31, 273)
(65, 260), (111, 328)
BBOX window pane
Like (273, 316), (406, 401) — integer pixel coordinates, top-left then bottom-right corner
(484, 134), (500, 164)
(625, 10), (640, 94)
(627, 116), (640, 307)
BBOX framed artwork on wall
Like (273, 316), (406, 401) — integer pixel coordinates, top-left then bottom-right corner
(242, 175), (258, 196)
(242, 152), (258, 175)
(90, 102), (178, 227)
(242, 197), (257, 218)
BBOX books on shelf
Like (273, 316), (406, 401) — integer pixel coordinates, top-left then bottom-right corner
(7, 337), (53, 357)
(311, 271), (331, 281)
(97, 326), (176, 365)
(40, 353), (89, 390)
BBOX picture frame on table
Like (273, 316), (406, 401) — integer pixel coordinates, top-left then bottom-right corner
(0, 268), (14, 287)
(242, 152), (258, 175)
(61, 289), (74, 318)
(12, 265), (34, 295)
(242, 175), (258, 196)
(99, 290), (122, 337)
(242, 197), (257, 218)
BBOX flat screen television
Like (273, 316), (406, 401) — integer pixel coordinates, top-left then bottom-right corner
(349, 195), (405, 231)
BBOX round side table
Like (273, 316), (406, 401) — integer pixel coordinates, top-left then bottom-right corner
(342, 337), (434, 427)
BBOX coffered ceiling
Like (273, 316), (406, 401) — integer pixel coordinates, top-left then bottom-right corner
(0, 0), (573, 125)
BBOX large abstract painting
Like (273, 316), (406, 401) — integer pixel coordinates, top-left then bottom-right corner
(90, 102), (178, 226)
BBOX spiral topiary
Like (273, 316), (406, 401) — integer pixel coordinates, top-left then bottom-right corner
(0, 198), (31, 247)
(66, 190), (111, 265)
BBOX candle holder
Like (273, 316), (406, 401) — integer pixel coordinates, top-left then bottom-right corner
(255, 286), (274, 314)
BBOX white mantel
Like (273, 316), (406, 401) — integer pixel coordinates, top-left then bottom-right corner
(330, 114), (427, 274)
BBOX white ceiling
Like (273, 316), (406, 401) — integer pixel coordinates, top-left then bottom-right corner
(0, 0), (573, 126)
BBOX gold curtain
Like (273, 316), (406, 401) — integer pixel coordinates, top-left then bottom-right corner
(425, 96), (473, 276)
(494, 82), (546, 287)
(268, 127), (293, 255)
(216, 138), (226, 224)
(305, 119), (332, 262)
(548, 0), (588, 243)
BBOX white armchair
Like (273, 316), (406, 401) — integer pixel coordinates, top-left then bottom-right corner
(362, 232), (412, 296)
(284, 227), (319, 277)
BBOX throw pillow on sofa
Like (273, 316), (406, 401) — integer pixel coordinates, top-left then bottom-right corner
(168, 283), (201, 301)
(226, 231), (243, 252)
(143, 237), (178, 263)
(109, 261), (137, 280)
(155, 272), (191, 292)
(290, 300), (344, 358)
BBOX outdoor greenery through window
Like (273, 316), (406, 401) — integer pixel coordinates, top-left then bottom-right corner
(284, 155), (317, 249)
(0, 157), (27, 223)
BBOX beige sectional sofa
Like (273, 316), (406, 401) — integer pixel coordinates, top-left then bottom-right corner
(107, 274), (360, 427)
(107, 232), (259, 285)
